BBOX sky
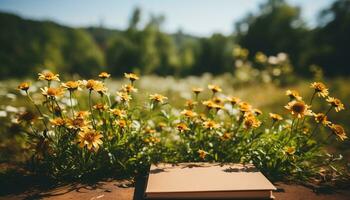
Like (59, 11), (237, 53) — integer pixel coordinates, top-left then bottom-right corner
(0, 0), (334, 37)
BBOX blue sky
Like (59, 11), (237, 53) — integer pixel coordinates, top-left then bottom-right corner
(0, 0), (334, 37)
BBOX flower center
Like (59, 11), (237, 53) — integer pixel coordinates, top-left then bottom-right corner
(292, 102), (305, 113)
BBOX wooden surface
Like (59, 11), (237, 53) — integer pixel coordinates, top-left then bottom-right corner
(1, 180), (350, 200)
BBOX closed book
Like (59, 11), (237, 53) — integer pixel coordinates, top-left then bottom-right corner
(145, 163), (276, 199)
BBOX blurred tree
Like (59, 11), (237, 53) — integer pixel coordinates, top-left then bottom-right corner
(235, 0), (309, 73)
(63, 29), (105, 76)
(0, 12), (104, 78)
(106, 35), (139, 75)
(305, 0), (350, 76)
(194, 34), (234, 75)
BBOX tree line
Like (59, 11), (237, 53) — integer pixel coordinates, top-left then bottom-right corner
(0, 0), (349, 79)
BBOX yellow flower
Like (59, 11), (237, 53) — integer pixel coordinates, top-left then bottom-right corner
(329, 124), (347, 141)
(38, 71), (60, 82)
(144, 136), (161, 144)
(284, 146), (296, 155)
(50, 117), (66, 127)
(158, 122), (167, 130)
(75, 111), (90, 119)
(93, 103), (108, 111)
(61, 81), (81, 92)
(177, 123), (190, 132)
(41, 87), (64, 98)
(326, 97), (345, 112)
(122, 84), (138, 93)
(226, 96), (240, 105)
(221, 132), (232, 141)
(239, 102), (252, 113)
(243, 114), (261, 129)
(314, 113), (331, 126)
(116, 91), (132, 102)
(202, 100), (215, 109)
(253, 108), (263, 116)
(192, 87), (203, 95)
(212, 96), (224, 104)
(145, 127), (156, 134)
(149, 93), (168, 103)
(208, 84), (222, 93)
(17, 82), (30, 91)
(284, 100), (312, 118)
(198, 149), (208, 159)
(202, 100), (223, 110)
(66, 117), (89, 130)
(185, 99), (198, 110)
(116, 119), (127, 129)
(203, 120), (220, 130)
(286, 90), (302, 101)
(269, 113), (283, 121)
(124, 73), (139, 82)
(77, 128), (103, 151)
(310, 82), (329, 97)
(181, 109), (198, 118)
(110, 108), (126, 118)
(85, 80), (107, 94)
(98, 72), (111, 79)
(150, 137), (161, 143)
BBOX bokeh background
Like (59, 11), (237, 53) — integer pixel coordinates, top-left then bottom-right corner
(0, 0), (349, 163)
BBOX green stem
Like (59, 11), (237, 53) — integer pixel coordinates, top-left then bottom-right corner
(325, 106), (333, 117)
(309, 91), (316, 106)
(89, 90), (97, 129)
(26, 91), (48, 130)
(69, 91), (75, 117)
(309, 124), (320, 139)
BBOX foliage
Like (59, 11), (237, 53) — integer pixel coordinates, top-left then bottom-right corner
(11, 70), (349, 186)
(1, 0), (350, 79)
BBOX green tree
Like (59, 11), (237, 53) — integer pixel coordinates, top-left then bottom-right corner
(193, 34), (234, 75)
(306, 0), (350, 76)
(235, 0), (309, 73)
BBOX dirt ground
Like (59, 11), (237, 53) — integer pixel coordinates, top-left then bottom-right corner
(1, 179), (350, 200)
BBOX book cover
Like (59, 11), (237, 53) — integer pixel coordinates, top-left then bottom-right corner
(145, 163), (276, 199)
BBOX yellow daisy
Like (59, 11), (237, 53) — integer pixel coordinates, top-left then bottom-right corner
(203, 120), (220, 130)
(198, 149), (208, 159)
(286, 90), (302, 101)
(239, 102), (252, 113)
(310, 82), (329, 97)
(149, 93), (168, 103)
(192, 87), (203, 95)
(284, 100), (312, 118)
(329, 124), (347, 141)
(314, 113), (331, 126)
(208, 84), (222, 93)
(98, 72), (111, 79)
(243, 114), (261, 129)
(326, 97), (345, 112)
(110, 108), (127, 118)
(269, 113), (283, 122)
(41, 87), (64, 98)
(50, 117), (66, 127)
(61, 81), (81, 92)
(124, 73), (139, 82)
(177, 123), (190, 132)
(226, 96), (240, 105)
(77, 128), (103, 151)
(38, 71), (60, 82)
(17, 82), (30, 91)
(181, 109), (198, 118)
(284, 146), (296, 155)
